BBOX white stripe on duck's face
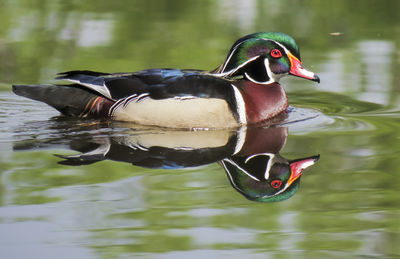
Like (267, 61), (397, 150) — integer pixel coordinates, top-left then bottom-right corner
(110, 96), (239, 129)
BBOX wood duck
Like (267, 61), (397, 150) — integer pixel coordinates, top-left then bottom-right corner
(14, 124), (319, 202)
(12, 32), (319, 129)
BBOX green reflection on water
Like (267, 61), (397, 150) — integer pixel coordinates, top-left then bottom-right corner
(0, 0), (400, 258)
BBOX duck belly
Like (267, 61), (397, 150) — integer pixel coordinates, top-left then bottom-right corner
(110, 97), (239, 129)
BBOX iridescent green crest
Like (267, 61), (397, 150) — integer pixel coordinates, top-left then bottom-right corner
(215, 32), (302, 84)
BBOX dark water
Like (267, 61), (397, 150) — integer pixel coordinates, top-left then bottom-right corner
(1, 0), (400, 258)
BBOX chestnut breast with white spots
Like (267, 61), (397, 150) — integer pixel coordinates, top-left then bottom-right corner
(238, 81), (288, 124)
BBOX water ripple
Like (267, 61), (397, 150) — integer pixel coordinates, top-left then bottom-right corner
(2, 89), (399, 144)
(290, 90), (389, 115)
(287, 90), (399, 134)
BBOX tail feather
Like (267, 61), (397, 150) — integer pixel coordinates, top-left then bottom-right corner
(12, 84), (114, 117)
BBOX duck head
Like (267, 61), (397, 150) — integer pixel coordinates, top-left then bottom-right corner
(221, 153), (320, 202)
(214, 32), (320, 84)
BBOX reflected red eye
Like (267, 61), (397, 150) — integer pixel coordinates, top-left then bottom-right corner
(271, 49), (282, 58)
(271, 180), (282, 189)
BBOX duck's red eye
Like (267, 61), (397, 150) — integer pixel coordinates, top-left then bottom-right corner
(271, 49), (282, 58)
(271, 180), (283, 189)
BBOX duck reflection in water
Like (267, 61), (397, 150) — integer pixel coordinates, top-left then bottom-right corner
(15, 125), (319, 202)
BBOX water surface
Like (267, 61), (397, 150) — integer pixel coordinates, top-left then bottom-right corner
(0, 0), (399, 258)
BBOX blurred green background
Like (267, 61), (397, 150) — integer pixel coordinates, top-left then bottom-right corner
(0, 0), (399, 258)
